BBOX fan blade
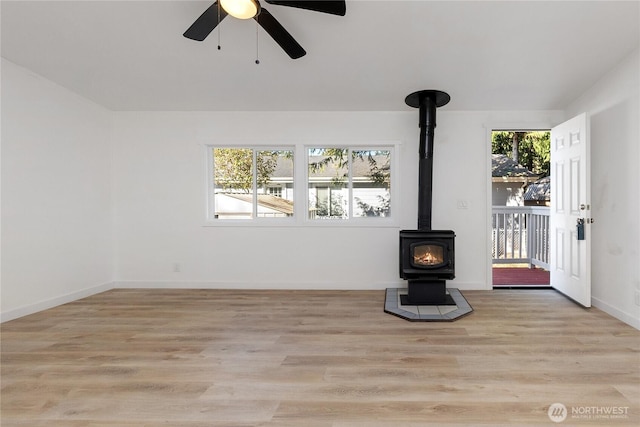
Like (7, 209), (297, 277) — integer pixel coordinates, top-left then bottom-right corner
(264, 0), (346, 16)
(255, 8), (306, 59)
(183, 2), (228, 41)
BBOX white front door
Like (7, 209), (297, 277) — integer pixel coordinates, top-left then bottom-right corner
(550, 113), (591, 307)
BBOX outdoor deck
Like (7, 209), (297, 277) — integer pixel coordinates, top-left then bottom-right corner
(493, 266), (550, 287)
(492, 205), (550, 287)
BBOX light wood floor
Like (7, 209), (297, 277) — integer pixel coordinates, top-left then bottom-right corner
(2, 289), (639, 426)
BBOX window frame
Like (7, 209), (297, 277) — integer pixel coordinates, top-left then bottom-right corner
(306, 146), (394, 223)
(204, 142), (399, 227)
(205, 145), (296, 225)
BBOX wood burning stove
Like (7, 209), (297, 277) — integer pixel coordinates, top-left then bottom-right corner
(400, 230), (455, 304)
(400, 230), (455, 279)
(400, 90), (456, 305)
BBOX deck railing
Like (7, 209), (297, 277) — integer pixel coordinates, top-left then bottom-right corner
(492, 206), (550, 269)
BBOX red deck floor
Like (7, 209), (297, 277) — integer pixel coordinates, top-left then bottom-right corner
(492, 267), (550, 287)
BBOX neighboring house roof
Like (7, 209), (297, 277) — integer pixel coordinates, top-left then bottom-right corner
(307, 155), (390, 182)
(217, 154), (388, 187)
(223, 193), (294, 215)
(270, 157), (293, 179)
(491, 154), (539, 182)
(269, 154), (390, 182)
(524, 176), (551, 202)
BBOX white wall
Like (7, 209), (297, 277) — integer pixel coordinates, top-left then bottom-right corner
(112, 109), (561, 291)
(564, 48), (640, 328)
(1, 59), (114, 321)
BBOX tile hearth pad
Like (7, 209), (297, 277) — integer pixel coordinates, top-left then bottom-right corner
(384, 288), (473, 321)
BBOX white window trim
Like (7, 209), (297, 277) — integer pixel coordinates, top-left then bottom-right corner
(203, 142), (400, 228)
(304, 145), (396, 225)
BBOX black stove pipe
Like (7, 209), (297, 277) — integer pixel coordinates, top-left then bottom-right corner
(405, 90), (450, 231)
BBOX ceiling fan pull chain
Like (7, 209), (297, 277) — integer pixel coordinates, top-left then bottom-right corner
(217, 1), (221, 50)
(255, 18), (260, 64)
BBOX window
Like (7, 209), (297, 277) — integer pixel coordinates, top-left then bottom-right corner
(267, 186), (282, 198)
(307, 148), (391, 220)
(209, 148), (294, 220)
(206, 144), (395, 225)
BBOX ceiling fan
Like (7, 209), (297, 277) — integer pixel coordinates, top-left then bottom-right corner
(183, 0), (346, 59)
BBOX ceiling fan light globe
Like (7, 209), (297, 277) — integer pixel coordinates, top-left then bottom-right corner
(220, 0), (260, 20)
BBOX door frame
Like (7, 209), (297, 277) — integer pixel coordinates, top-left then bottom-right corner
(484, 121), (556, 290)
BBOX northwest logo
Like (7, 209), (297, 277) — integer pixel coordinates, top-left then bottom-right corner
(548, 403), (568, 423)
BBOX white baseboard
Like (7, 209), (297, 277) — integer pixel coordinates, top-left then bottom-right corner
(592, 296), (640, 330)
(0, 282), (114, 323)
(113, 280), (488, 291)
(450, 281), (491, 290)
(113, 280), (401, 290)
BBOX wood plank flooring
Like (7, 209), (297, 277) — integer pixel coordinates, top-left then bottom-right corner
(1, 289), (639, 426)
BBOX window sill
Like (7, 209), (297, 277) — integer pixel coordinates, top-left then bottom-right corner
(202, 218), (399, 228)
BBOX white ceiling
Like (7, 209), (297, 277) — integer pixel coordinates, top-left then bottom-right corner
(2, 0), (639, 111)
